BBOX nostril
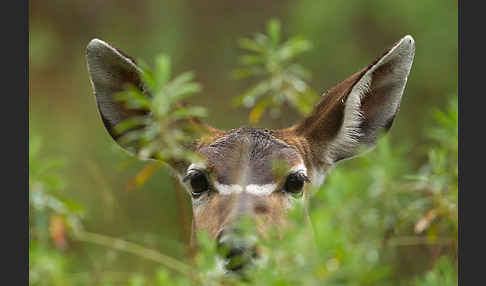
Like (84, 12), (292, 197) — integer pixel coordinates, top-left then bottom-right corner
(215, 228), (259, 272)
(254, 203), (268, 214)
(226, 246), (246, 259)
(222, 245), (258, 272)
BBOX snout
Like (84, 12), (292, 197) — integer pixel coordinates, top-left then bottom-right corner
(194, 191), (287, 272)
(216, 228), (259, 272)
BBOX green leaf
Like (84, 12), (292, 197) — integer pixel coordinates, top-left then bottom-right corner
(170, 82), (202, 100)
(137, 59), (156, 90)
(154, 54), (171, 88)
(267, 18), (281, 46)
(239, 54), (266, 66)
(113, 116), (148, 135)
(238, 37), (265, 53)
(234, 81), (271, 107)
(232, 19), (314, 121)
(249, 97), (271, 124)
(114, 85), (151, 110)
(279, 37), (312, 61)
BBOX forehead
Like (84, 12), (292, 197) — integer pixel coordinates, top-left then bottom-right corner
(197, 127), (302, 185)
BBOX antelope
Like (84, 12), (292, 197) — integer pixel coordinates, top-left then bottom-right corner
(86, 35), (415, 272)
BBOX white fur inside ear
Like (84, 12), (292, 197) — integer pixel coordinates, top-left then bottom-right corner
(327, 35), (415, 161)
(327, 74), (369, 161)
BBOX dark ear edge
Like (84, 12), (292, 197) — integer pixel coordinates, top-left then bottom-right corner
(293, 35), (415, 167)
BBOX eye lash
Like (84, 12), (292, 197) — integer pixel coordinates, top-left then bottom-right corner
(290, 172), (311, 183)
(301, 174), (311, 183)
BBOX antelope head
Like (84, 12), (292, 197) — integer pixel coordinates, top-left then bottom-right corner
(86, 35), (415, 272)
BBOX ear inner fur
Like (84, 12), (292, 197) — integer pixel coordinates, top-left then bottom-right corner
(285, 35), (414, 168)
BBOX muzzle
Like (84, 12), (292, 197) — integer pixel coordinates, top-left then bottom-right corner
(216, 227), (259, 272)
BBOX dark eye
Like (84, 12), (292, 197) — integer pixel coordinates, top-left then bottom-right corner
(184, 171), (209, 197)
(284, 173), (309, 195)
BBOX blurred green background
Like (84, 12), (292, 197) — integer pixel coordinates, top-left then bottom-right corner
(29, 0), (457, 284)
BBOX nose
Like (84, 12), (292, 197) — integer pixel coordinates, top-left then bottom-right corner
(216, 228), (258, 272)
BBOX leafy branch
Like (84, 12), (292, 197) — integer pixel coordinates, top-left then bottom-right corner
(114, 55), (207, 163)
(232, 18), (318, 124)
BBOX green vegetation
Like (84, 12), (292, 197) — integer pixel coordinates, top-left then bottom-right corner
(114, 55), (206, 162)
(30, 96), (458, 284)
(232, 19), (317, 124)
(30, 3), (458, 285)
(29, 136), (84, 285)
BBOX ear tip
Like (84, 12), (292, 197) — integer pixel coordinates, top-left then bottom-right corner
(86, 39), (109, 64)
(86, 38), (111, 55)
(397, 35), (415, 53)
(86, 38), (139, 70)
(402, 35), (415, 43)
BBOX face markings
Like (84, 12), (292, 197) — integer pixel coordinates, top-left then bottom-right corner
(245, 184), (277, 196)
(185, 128), (309, 197)
(183, 127), (314, 237)
(212, 182), (277, 196)
(214, 182), (243, 195)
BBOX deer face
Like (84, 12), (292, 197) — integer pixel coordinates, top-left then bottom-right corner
(188, 128), (306, 236)
(86, 35), (415, 272)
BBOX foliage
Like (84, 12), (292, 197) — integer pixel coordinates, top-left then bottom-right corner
(29, 17), (457, 286)
(180, 95), (457, 286)
(29, 136), (84, 286)
(412, 257), (457, 286)
(29, 136), (84, 247)
(129, 94), (455, 286)
(232, 18), (318, 124)
(114, 54), (207, 162)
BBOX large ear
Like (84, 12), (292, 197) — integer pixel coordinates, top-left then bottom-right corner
(86, 39), (220, 174)
(293, 35), (415, 167)
(86, 39), (149, 142)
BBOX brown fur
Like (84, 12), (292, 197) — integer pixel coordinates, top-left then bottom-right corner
(193, 191), (289, 239)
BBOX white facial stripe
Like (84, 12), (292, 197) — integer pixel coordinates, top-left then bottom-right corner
(214, 182), (243, 195)
(214, 182), (276, 196)
(246, 184), (277, 196)
(188, 162), (306, 197)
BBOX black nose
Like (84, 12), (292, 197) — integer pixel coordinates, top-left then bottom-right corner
(216, 229), (258, 272)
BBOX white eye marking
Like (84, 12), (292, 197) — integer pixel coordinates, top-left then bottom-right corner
(187, 163), (206, 172)
(214, 182), (243, 195)
(290, 163), (307, 175)
(245, 184), (277, 196)
(214, 182), (276, 196)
